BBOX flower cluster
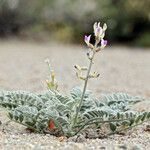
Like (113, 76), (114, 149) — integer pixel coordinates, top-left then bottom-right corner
(75, 22), (107, 81)
(84, 22), (107, 52)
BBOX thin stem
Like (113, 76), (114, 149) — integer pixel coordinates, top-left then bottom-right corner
(73, 51), (96, 125)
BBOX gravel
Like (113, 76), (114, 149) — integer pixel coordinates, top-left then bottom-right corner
(0, 39), (150, 150)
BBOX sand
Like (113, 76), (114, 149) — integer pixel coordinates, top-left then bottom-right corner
(0, 39), (150, 150)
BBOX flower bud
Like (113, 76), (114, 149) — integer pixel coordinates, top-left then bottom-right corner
(103, 23), (107, 31)
(51, 70), (55, 82)
(89, 72), (100, 78)
(93, 22), (102, 40)
(84, 35), (91, 45)
(101, 39), (107, 49)
(74, 65), (81, 71)
(84, 35), (94, 49)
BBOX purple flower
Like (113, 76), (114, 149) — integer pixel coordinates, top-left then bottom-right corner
(84, 35), (94, 49)
(96, 27), (102, 35)
(93, 22), (102, 37)
(93, 22), (107, 42)
(101, 39), (107, 48)
(84, 35), (91, 45)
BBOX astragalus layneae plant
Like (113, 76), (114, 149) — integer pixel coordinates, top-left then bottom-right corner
(0, 22), (150, 138)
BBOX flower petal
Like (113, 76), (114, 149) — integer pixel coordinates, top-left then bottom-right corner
(84, 35), (91, 44)
(101, 39), (108, 47)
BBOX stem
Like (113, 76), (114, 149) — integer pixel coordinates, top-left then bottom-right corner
(73, 52), (96, 125)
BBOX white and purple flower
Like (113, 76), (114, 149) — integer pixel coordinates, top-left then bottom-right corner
(84, 35), (91, 45)
(93, 22), (102, 38)
(84, 35), (94, 49)
(93, 22), (107, 42)
(101, 39), (108, 48)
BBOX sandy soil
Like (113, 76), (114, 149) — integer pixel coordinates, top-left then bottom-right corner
(0, 39), (150, 150)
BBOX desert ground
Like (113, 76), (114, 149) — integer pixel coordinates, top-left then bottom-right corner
(0, 39), (150, 150)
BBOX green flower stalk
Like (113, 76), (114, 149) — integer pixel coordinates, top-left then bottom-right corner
(45, 59), (58, 91)
(74, 22), (108, 125)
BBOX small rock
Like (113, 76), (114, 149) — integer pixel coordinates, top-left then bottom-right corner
(118, 144), (127, 149)
(144, 124), (150, 132)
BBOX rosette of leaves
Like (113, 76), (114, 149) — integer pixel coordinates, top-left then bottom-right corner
(0, 87), (150, 137)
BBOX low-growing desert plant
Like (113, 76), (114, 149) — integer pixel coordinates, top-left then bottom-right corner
(0, 22), (150, 138)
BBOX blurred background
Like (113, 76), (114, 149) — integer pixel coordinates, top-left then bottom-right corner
(0, 0), (150, 96)
(0, 0), (150, 46)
